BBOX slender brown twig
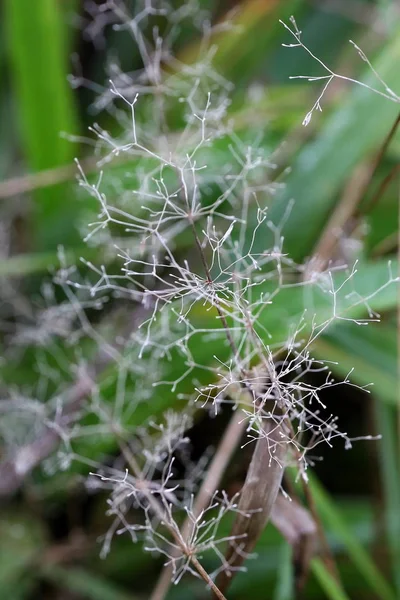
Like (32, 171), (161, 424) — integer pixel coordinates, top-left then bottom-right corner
(359, 111), (400, 215)
(0, 157), (103, 199)
(305, 162), (372, 276)
(307, 111), (400, 275)
(364, 163), (400, 216)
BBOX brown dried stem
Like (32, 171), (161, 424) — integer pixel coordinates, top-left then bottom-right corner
(307, 110), (400, 275)
(0, 157), (103, 199)
(360, 111), (400, 214)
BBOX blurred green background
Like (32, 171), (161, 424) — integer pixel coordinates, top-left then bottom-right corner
(0, 1), (399, 599)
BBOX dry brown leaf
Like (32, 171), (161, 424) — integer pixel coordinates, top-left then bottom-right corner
(271, 493), (317, 591)
(215, 420), (286, 596)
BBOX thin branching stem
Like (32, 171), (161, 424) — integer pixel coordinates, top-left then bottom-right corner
(118, 438), (228, 600)
(150, 410), (247, 600)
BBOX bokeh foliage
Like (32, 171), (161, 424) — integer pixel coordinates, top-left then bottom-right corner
(0, 1), (399, 599)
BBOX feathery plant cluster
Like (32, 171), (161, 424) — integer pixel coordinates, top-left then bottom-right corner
(1, 1), (399, 597)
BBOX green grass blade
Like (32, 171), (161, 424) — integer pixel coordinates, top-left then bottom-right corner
(309, 475), (396, 600)
(5, 0), (80, 248)
(374, 402), (400, 593)
(267, 29), (400, 261)
(0, 247), (100, 277)
(41, 566), (135, 600)
(311, 559), (350, 600)
(273, 543), (294, 600)
(5, 0), (78, 170)
(5, 0), (76, 170)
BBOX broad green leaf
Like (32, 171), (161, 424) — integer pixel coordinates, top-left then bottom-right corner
(69, 258), (399, 464)
(311, 322), (398, 405)
(106, 258), (399, 422)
